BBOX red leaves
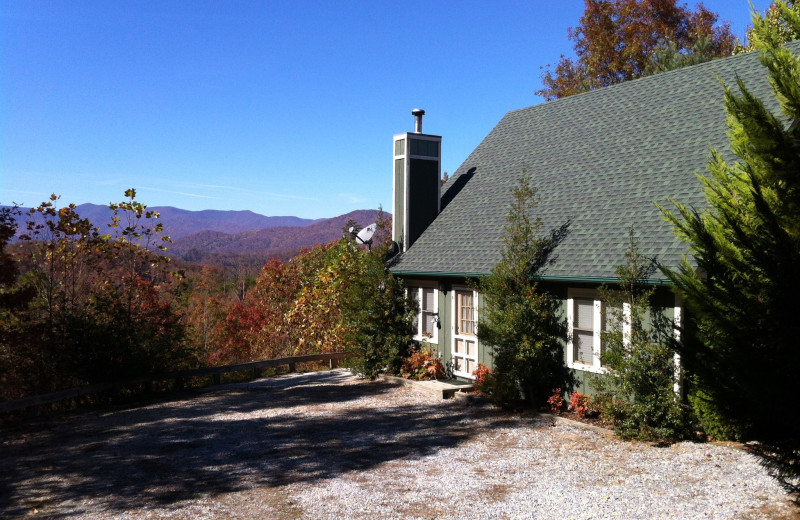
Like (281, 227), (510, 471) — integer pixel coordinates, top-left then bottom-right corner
(568, 391), (600, 419)
(401, 349), (446, 380)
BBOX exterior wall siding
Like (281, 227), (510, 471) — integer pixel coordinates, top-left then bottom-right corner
(400, 276), (679, 391)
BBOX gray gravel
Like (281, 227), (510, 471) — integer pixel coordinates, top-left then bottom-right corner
(1, 369), (795, 519)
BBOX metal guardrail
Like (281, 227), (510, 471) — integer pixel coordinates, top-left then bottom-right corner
(0, 352), (348, 414)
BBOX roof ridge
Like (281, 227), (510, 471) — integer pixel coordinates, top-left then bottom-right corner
(518, 43), (791, 116)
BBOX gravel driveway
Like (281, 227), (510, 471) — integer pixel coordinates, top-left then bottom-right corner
(1, 369), (796, 519)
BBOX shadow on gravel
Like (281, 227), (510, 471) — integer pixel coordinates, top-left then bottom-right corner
(0, 370), (506, 518)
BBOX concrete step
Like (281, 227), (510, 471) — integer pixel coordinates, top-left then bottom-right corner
(382, 375), (474, 399)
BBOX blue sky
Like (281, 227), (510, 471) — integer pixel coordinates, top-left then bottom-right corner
(1, 0), (772, 219)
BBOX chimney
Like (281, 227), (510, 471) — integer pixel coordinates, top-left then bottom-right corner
(392, 109), (442, 251)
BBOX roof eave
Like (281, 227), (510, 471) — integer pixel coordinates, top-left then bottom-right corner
(391, 270), (673, 286)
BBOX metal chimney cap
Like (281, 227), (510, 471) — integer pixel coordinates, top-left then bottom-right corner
(412, 108), (425, 133)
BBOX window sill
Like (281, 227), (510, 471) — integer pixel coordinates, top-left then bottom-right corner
(567, 362), (607, 375)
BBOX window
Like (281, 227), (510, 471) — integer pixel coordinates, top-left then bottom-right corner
(572, 296), (598, 366)
(409, 283), (438, 343)
(567, 289), (625, 374)
(452, 288), (478, 378)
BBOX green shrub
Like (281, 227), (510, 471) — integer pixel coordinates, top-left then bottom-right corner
(689, 389), (747, 441)
(592, 229), (695, 442)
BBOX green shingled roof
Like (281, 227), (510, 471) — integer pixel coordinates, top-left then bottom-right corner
(390, 43), (799, 282)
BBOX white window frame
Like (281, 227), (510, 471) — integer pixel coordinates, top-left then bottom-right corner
(673, 293), (683, 398)
(408, 281), (439, 344)
(451, 286), (479, 379)
(566, 288), (630, 374)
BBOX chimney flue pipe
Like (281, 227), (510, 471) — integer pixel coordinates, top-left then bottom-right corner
(412, 108), (425, 133)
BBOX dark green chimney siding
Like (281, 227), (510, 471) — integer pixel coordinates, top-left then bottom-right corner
(410, 138), (439, 157)
(408, 158), (440, 247)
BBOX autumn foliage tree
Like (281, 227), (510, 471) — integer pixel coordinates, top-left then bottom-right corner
(178, 265), (231, 362)
(538, 0), (736, 100)
(0, 206), (36, 399)
(212, 212), (415, 376)
(213, 257), (302, 365)
(0, 191), (195, 400)
(1, 190), (412, 399)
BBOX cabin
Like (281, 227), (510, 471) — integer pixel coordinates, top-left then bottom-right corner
(387, 43), (799, 391)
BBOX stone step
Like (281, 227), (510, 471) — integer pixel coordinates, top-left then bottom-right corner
(381, 375), (474, 399)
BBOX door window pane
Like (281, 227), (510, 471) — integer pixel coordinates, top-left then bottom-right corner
(457, 291), (475, 336)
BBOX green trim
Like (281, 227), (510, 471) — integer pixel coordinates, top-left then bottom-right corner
(391, 270), (485, 278)
(536, 274), (672, 286)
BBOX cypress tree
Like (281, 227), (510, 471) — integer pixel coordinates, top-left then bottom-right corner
(660, 1), (800, 494)
(476, 175), (571, 405)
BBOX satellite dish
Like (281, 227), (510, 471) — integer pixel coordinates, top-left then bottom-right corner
(355, 223), (377, 250)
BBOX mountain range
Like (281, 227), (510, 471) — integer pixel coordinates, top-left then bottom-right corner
(72, 204), (322, 240)
(6, 203), (386, 266)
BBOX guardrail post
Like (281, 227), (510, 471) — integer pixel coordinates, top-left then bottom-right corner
(288, 362), (296, 373)
(212, 374), (221, 385)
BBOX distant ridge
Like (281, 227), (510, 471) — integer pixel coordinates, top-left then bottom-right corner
(5, 203), (321, 240)
(167, 209), (385, 263)
(72, 204), (321, 240)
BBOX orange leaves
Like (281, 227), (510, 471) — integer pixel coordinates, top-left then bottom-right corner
(537, 0), (736, 100)
(213, 239), (379, 365)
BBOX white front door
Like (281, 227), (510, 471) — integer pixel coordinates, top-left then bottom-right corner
(452, 288), (478, 379)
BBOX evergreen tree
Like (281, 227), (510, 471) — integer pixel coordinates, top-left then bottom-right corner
(734, 1), (800, 54)
(644, 34), (723, 75)
(341, 210), (416, 378)
(660, 1), (800, 494)
(342, 250), (415, 378)
(593, 228), (694, 442)
(476, 176), (572, 405)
